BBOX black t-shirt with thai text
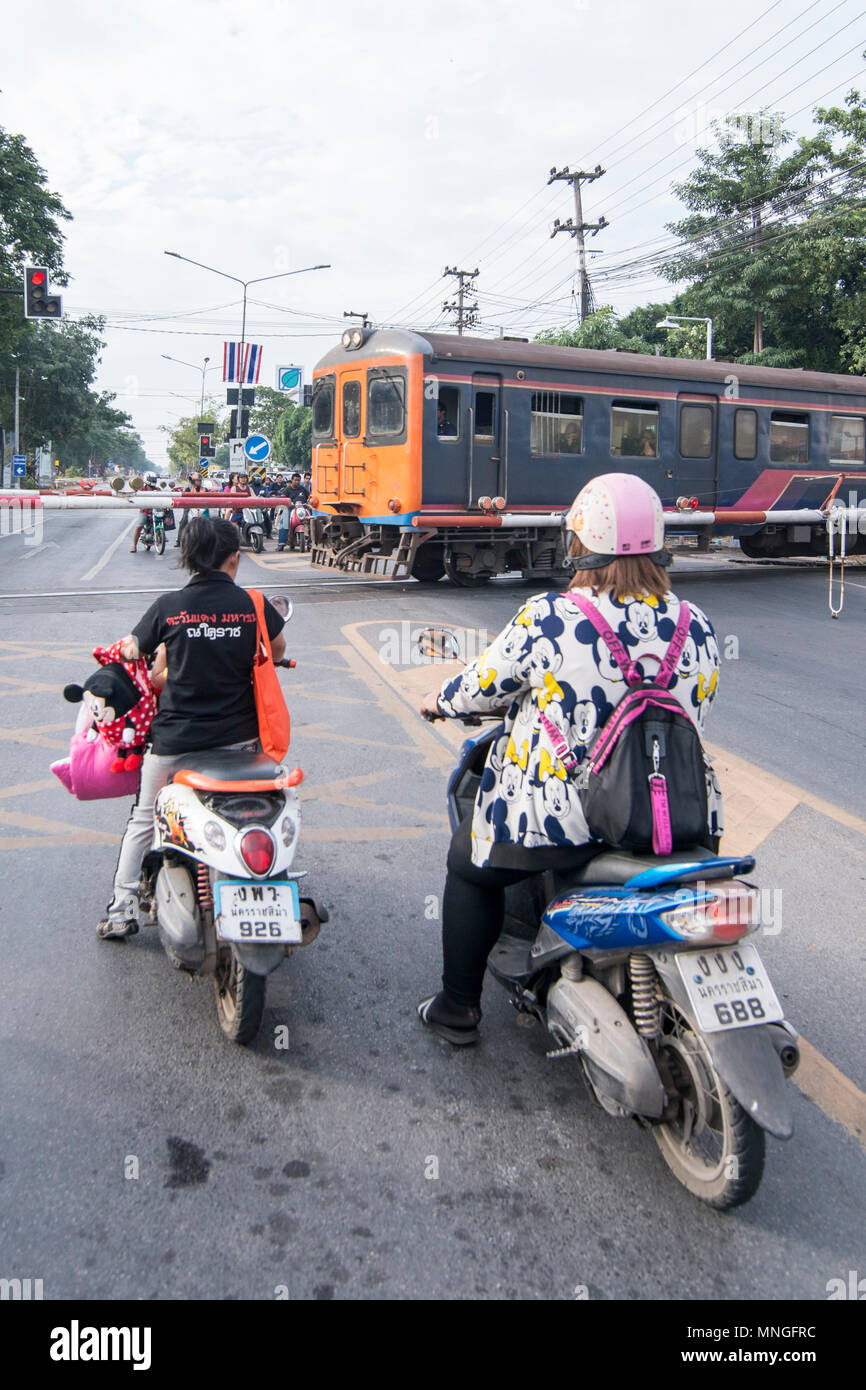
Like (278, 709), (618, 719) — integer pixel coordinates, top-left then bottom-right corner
(133, 571), (284, 754)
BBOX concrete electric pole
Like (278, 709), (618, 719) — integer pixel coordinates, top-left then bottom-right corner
(443, 266), (479, 335)
(548, 166), (608, 324)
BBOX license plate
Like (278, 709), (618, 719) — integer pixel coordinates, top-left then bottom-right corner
(215, 880), (302, 944)
(675, 943), (783, 1033)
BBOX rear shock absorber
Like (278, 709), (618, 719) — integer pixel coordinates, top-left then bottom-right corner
(629, 954), (660, 1039)
(196, 863), (213, 912)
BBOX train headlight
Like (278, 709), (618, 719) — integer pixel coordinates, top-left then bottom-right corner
(341, 328), (365, 350)
(341, 329), (353, 349)
(492, 496), (506, 511)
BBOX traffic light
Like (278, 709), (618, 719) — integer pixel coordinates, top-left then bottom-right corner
(199, 434), (216, 457)
(24, 267), (62, 319)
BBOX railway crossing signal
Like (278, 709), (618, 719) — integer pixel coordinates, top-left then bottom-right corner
(23, 267), (62, 319)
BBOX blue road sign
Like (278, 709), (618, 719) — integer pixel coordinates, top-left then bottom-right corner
(243, 434), (271, 462)
(199, 457), (209, 469)
(12, 454), (26, 478)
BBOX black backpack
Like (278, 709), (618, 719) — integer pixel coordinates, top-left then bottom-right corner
(539, 593), (709, 853)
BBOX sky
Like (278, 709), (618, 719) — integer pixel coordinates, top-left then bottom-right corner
(2, 0), (864, 466)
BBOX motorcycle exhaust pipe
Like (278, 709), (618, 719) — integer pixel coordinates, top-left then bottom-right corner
(766, 1022), (800, 1076)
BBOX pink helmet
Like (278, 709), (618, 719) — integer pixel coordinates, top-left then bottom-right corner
(565, 473), (668, 567)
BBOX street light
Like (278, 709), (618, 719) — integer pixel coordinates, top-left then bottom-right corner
(161, 353), (219, 418)
(657, 314), (713, 360)
(163, 253), (330, 441)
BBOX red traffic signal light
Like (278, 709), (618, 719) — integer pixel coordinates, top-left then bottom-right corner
(24, 266), (62, 319)
(199, 434), (216, 457)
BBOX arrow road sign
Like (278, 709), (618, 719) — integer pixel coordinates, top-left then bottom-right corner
(243, 434), (271, 462)
(12, 455), (26, 478)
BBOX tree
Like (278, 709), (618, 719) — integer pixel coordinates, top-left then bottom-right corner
(272, 400), (312, 471)
(249, 385), (296, 441)
(0, 315), (114, 452)
(0, 125), (72, 362)
(535, 305), (659, 354)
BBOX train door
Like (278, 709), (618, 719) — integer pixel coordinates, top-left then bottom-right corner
(676, 393), (718, 507)
(311, 374), (338, 499)
(469, 374), (502, 506)
(340, 370), (365, 500)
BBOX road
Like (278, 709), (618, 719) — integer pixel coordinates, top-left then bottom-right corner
(0, 510), (863, 1300)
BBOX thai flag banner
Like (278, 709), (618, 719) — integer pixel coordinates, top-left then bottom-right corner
(242, 343), (263, 384)
(223, 342), (241, 382)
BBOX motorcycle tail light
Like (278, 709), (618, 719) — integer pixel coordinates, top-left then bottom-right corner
(660, 883), (759, 944)
(239, 829), (275, 876)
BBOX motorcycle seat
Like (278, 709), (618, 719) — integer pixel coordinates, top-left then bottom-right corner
(170, 750), (303, 793)
(552, 845), (738, 891)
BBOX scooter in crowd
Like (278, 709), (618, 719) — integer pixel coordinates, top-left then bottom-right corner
(420, 627), (799, 1209)
(289, 502), (310, 553)
(139, 598), (327, 1044)
(237, 505), (266, 553)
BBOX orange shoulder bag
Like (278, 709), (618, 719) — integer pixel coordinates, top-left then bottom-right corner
(248, 589), (291, 762)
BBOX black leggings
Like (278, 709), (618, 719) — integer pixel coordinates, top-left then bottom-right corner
(441, 819), (600, 1007)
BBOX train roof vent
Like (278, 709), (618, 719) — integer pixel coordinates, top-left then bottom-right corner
(501, 336), (529, 343)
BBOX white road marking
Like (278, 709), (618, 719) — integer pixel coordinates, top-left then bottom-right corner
(78, 519), (137, 582)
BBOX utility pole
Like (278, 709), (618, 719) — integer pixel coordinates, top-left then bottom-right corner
(751, 201), (763, 354)
(443, 266), (479, 335)
(548, 165), (607, 324)
(14, 367), (20, 491)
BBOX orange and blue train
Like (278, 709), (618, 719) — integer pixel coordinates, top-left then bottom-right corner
(308, 328), (866, 583)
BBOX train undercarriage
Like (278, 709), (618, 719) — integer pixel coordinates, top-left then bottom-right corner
(309, 515), (567, 584)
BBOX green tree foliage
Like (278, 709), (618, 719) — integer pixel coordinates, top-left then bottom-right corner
(272, 400), (312, 471)
(535, 305), (659, 354)
(162, 395), (228, 476)
(0, 126), (71, 360)
(249, 385), (295, 440)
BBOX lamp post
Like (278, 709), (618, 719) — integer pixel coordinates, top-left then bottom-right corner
(656, 314), (713, 360)
(162, 253), (330, 446)
(161, 354), (218, 418)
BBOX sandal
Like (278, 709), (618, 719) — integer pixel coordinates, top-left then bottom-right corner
(96, 917), (139, 941)
(417, 994), (481, 1046)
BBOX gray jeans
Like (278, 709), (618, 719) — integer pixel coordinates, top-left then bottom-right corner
(107, 739), (259, 923)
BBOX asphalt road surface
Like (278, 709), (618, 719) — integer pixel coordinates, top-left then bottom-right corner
(0, 510), (863, 1300)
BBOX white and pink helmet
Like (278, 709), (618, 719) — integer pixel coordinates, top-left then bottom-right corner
(564, 473), (668, 566)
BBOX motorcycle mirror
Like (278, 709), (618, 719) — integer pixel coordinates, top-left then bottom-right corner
(417, 626), (461, 661)
(270, 596), (293, 622)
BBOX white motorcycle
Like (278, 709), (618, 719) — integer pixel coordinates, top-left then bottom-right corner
(139, 599), (327, 1044)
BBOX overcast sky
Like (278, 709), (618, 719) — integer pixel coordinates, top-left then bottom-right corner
(3, 0), (863, 465)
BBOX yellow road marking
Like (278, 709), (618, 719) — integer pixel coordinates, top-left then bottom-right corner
(0, 778), (59, 799)
(795, 1038), (866, 1146)
(0, 722), (71, 749)
(0, 807), (120, 843)
(304, 826), (432, 843)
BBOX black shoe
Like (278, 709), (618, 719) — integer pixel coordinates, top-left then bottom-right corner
(417, 992), (481, 1045)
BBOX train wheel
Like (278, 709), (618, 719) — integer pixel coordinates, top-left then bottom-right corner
(412, 547), (445, 583)
(444, 555), (492, 587)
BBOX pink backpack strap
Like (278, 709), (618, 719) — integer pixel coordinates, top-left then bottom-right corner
(564, 591), (690, 690)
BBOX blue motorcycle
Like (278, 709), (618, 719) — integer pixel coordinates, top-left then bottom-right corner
(435, 657), (799, 1210)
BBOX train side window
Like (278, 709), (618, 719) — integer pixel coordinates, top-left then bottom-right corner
(770, 411), (809, 463)
(830, 414), (865, 464)
(474, 392), (496, 440)
(530, 392), (583, 455)
(437, 386), (460, 439)
(679, 405), (713, 458)
(312, 377), (335, 440)
(342, 380), (361, 438)
(734, 408), (757, 460)
(611, 402), (658, 457)
(367, 373), (406, 436)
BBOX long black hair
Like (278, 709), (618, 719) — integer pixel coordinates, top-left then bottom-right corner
(180, 516), (239, 575)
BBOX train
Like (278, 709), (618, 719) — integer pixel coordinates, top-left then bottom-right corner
(307, 328), (866, 583)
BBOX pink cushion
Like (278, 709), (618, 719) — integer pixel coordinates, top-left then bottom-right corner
(51, 730), (140, 801)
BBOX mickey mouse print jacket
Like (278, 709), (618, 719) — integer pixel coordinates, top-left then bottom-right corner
(436, 587), (724, 868)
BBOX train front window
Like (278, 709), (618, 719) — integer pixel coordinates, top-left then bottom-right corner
(611, 403), (659, 458)
(342, 380), (361, 438)
(367, 374), (405, 435)
(312, 378), (335, 440)
(530, 392), (583, 455)
(770, 412), (809, 464)
(830, 415), (865, 464)
(679, 405), (712, 458)
(734, 409), (757, 460)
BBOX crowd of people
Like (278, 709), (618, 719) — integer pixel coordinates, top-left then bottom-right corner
(138, 467), (314, 554)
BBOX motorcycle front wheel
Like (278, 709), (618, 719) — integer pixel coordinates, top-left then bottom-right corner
(155, 527), (165, 555)
(251, 530), (264, 553)
(214, 949), (266, 1045)
(652, 997), (765, 1209)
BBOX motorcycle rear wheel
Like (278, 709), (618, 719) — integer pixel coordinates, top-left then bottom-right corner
(652, 997), (765, 1209)
(214, 950), (266, 1045)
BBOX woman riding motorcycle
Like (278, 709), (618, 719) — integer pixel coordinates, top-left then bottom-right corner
(98, 517), (286, 939)
(417, 474), (724, 1044)
(130, 471), (160, 553)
